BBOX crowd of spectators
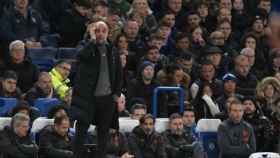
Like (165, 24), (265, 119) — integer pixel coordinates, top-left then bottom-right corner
(0, 0), (280, 157)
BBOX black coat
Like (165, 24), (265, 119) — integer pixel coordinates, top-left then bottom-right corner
(25, 85), (58, 106)
(0, 126), (38, 158)
(71, 41), (122, 127)
(39, 125), (73, 158)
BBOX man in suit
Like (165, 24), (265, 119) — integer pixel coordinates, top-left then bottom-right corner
(72, 21), (122, 158)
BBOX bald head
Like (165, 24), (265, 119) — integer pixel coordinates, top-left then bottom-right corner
(37, 72), (53, 95)
(88, 21), (109, 43)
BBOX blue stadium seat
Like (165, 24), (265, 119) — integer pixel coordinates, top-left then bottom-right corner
(250, 152), (280, 158)
(27, 48), (58, 71)
(0, 98), (17, 116)
(196, 119), (221, 158)
(33, 98), (61, 117)
(57, 48), (78, 60)
(31, 117), (54, 142)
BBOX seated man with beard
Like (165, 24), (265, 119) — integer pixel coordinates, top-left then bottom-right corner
(128, 114), (167, 158)
(162, 113), (205, 158)
(25, 72), (58, 105)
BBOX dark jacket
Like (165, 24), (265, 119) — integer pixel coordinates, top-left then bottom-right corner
(0, 126), (38, 158)
(71, 40), (122, 127)
(218, 119), (256, 158)
(243, 111), (273, 152)
(233, 71), (258, 97)
(25, 85), (58, 105)
(6, 60), (39, 93)
(106, 130), (130, 157)
(128, 126), (167, 158)
(162, 129), (205, 158)
(39, 125), (73, 158)
(0, 6), (49, 43)
(270, 112), (280, 151)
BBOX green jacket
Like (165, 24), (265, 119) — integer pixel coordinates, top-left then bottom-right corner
(49, 68), (70, 99)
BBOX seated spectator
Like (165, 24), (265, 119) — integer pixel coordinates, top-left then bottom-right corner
(0, 70), (22, 98)
(39, 115), (74, 158)
(182, 108), (196, 135)
(162, 113), (205, 158)
(157, 64), (190, 114)
(192, 83), (220, 121)
(99, 129), (134, 158)
(6, 40), (39, 92)
(242, 96), (273, 152)
(256, 77), (280, 117)
(0, 0), (49, 48)
(218, 99), (256, 158)
(47, 105), (68, 119)
(190, 60), (223, 100)
(49, 60), (71, 100)
(0, 113), (39, 158)
(25, 72), (58, 105)
(130, 103), (147, 120)
(117, 93), (130, 117)
(128, 114), (167, 158)
(232, 54), (258, 97)
(127, 61), (160, 113)
(216, 73), (241, 112)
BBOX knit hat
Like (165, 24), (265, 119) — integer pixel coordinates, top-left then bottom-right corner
(222, 73), (237, 82)
(138, 61), (155, 74)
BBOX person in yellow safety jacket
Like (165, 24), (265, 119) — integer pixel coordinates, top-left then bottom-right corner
(49, 60), (71, 100)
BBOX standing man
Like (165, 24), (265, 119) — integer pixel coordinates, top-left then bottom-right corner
(218, 99), (256, 158)
(72, 21), (122, 158)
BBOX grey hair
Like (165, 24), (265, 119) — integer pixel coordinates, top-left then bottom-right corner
(240, 47), (255, 55)
(11, 113), (30, 129)
(9, 40), (25, 51)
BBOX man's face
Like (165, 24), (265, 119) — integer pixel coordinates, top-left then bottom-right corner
(150, 39), (164, 49)
(124, 21), (139, 40)
(56, 63), (71, 80)
(229, 103), (244, 123)
(141, 118), (154, 135)
(14, 121), (29, 137)
(235, 60), (250, 77)
(253, 20), (264, 33)
(170, 118), (184, 135)
(132, 109), (146, 120)
(211, 32), (225, 46)
(142, 66), (154, 81)
(176, 37), (190, 51)
(188, 14), (201, 29)
(258, 1), (271, 13)
(168, 0), (182, 13)
(207, 53), (222, 67)
(38, 75), (52, 95)
(146, 49), (160, 63)
(245, 37), (256, 50)
(182, 111), (195, 127)
(15, 0), (28, 10)
(219, 22), (232, 39)
(233, 0), (244, 11)
(163, 14), (176, 27)
(243, 100), (256, 114)
(95, 24), (109, 43)
(10, 44), (25, 64)
(201, 64), (215, 81)
(2, 79), (17, 94)
(94, 6), (108, 17)
(174, 69), (184, 85)
(218, 8), (232, 23)
(197, 4), (208, 18)
(220, 0), (232, 10)
(243, 50), (255, 66)
(224, 80), (236, 94)
(55, 119), (70, 137)
(158, 26), (171, 39)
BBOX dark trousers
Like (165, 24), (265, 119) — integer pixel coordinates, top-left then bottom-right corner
(74, 95), (116, 158)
